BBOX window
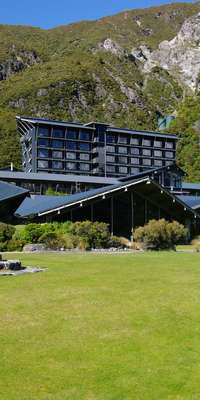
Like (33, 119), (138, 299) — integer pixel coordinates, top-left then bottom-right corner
(38, 148), (48, 158)
(165, 141), (174, 149)
(130, 137), (140, 145)
(154, 140), (162, 147)
(142, 139), (151, 146)
(118, 156), (127, 164)
(67, 141), (76, 150)
(106, 145), (115, 153)
(130, 147), (140, 155)
(37, 160), (49, 169)
(165, 151), (174, 159)
(66, 152), (76, 160)
(38, 127), (50, 138)
(154, 159), (163, 167)
(52, 128), (65, 138)
(118, 146), (127, 154)
(52, 161), (63, 169)
(80, 131), (90, 141)
(79, 163), (90, 171)
(118, 135), (128, 144)
(52, 151), (63, 159)
(67, 129), (77, 140)
(142, 158), (151, 166)
(80, 153), (90, 161)
(119, 166), (128, 174)
(106, 155), (115, 163)
(52, 140), (64, 149)
(131, 167), (140, 174)
(38, 138), (49, 147)
(143, 149), (151, 156)
(79, 143), (90, 151)
(130, 157), (139, 165)
(154, 150), (162, 157)
(66, 162), (76, 170)
(106, 134), (116, 144)
(107, 165), (116, 173)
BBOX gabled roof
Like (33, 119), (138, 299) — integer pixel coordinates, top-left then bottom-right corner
(0, 181), (29, 218)
(182, 182), (200, 191)
(119, 163), (185, 182)
(0, 181), (29, 202)
(178, 195), (200, 210)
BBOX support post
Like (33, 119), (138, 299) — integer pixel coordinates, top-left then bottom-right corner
(131, 191), (134, 241)
(145, 199), (148, 223)
(91, 204), (94, 222)
(111, 197), (114, 236)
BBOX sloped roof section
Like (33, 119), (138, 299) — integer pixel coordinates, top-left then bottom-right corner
(0, 181), (29, 219)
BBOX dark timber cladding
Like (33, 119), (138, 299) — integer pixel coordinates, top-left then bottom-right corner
(17, 116), (177, 178)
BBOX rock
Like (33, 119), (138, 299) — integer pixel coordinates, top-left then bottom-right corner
(23, 244), (47, 252)
(0, 50), (41, 81)
(37, 88), (48, 97)
(98, 38), (125, 57)
(131, 45), (152, 64)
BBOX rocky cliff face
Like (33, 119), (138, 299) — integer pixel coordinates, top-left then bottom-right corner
(142, 13), (200, 92)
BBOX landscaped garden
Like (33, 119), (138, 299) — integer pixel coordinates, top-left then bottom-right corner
(1, 251), (200, 399)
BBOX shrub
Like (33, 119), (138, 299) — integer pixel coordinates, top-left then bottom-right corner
(134, 219), (187, 250)
(69, 221), (110, 249)
(23, 223), (45, 243)
(39, 232), (66, 250)
(0, 223), (15, 243)
(6, 239), (25, 251)
(107, 235), (125, 249)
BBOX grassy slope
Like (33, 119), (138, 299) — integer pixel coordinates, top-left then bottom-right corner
(1, 252), (200, 399)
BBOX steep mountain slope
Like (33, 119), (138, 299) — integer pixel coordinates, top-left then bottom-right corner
(0, 2), (200, 177)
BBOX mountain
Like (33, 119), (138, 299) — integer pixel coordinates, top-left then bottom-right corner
(0, 2), (200, 179)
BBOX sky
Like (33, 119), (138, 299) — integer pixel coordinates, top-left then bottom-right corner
(1, 0), (197, 29)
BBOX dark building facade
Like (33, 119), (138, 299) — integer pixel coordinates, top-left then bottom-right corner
(17, 117), (177, 178)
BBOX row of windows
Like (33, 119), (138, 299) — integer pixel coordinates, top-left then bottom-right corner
(38, 149), (90, 161)
(107, 158), (163, 167)
(106, 160), (172, 175)
(37, 160), (90, 171)
(106, 146), (174, 158)
(106, 134), (175, 149)
(37, 139), (91, 151)
(38, 127), (92, 141)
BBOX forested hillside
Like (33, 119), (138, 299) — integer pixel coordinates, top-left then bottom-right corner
(0, 2), (200, 179)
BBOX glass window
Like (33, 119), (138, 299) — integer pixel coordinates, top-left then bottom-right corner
(165, 141), (174, 149)
(66, 162), (76, 170)
(79, 143), (90, 151)
(131, 167), (140, 174)
(52, 140), (64, 149)
(142, 139), (151, 146)
(118, 146), (127, 154)
(130, 157), (139, 165)
(118, 156), (127, 164)
(118, 135), (128, 144)
(106, 155), (115, 163)
(154, 159), (163, 166)
(80, 131), (90, 141)
(37, 160), (49, 169)
(52, 151), (63, 159)
(38, 138), (49, 147)
(66, 152), (76, 160)
(165, 151), (174, 159)
(38, 148), (48, 158)
(154, 150), (162, 157)
(165, 160), (172, 166)
(52, 128), (65, 138)
(107, 134), (116, 144)
(154, 140), (162, 147)
(38, 127), (50, 138)
(130, 137), (139, 145)
(142, 158), (151, 166)
(106, 145), (115, 153)
(67, 129), (77, 140)
(130, 147), (140, 155)
(107, 165), (116, 173)
(119, 166), (128, 174)
(79, 163), (90, 171)
(143, 149), (151, 156)
(80, 153), (90, 161)
(67, 141), (77, 150)
(52, 161), (63, 169)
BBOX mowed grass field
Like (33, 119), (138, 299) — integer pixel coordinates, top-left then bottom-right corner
(1, 252), (200, 400)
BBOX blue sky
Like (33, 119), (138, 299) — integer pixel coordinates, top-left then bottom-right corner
(1, 0), (197, 29)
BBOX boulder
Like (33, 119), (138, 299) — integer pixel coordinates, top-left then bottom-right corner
(23, 244), (47, 252)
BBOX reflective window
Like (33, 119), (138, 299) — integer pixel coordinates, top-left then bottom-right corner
(131, 167), (140, 174)
(52, 161), (63, 169)
(66, 162), (76, 170)
(67, 141), (77, 150)
(118, 146), (127, 154)
(165, 141), (174, 149)
(154, 150), (162, 157)
(118, 156), (127, 164)
(38, 138), (49, 147)
(67, 129), (77, 140)
(79, 143), (90, 151)
(52, 128), (65, 138)
(130, 137), (139, 145)
(130, 147), (140, 155)
(154, 159), (163, 166)
(142, 139), (151, 146)
(80, 153), (90, 161)
(107, 134), (116, 144)
(66, 152), (76, 160)
(165, 151), (174, 159)
(106, 155), (115, 163)
(119, 166), (128, 174)
(106, 145), (115, 153)
(142, 158), (151, 166)
(143, 149), (151, 156)
(52, 151), (63, 159)
(79, 163), (90, 171)
(154, 140), (162, 147)
(38, 127), (50, 138)
(80, 131), (90, 141)
(52, 140), (64, 149)
(38, 148), (48, 158)
(130, 157), (139, 165)
(107, 165), (116, 173)
(37, 160), (49, 169)
(118, 135), (128, 144)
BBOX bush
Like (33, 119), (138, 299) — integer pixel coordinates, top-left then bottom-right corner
(23, 223), (45, 243)
(6, 239), (25, 251)
(0, 223), (15, 243)
(134, 219), (188, 250)
(107, 235), (125, 249)
(69, 221), (110, 249)
(39, 232), (66, 250)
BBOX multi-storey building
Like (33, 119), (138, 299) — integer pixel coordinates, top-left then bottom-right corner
(17, 117), (177, 178)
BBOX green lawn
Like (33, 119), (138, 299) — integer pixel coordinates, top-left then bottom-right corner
(1, 252), (200, 400)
